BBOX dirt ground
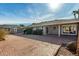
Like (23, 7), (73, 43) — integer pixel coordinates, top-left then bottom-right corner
(57, 47), (74, 56)
(0, 35), (60, 56)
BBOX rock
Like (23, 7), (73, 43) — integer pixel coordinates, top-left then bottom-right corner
(66, 41), (76, 53)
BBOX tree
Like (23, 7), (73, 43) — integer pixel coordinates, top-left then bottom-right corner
(19, 24), (25, 27)
(73, 9), (79, 19)
(77, 9), (79, 19)
(73, 10), (77, 19)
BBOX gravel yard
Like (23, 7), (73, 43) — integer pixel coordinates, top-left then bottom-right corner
(0, 35), (60, 56)
(14, 34), (76, 56)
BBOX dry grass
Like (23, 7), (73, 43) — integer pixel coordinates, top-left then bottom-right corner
(0, 29), (8, 41)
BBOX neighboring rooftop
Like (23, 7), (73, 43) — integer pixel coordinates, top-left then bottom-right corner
(0, 24), (18, 28)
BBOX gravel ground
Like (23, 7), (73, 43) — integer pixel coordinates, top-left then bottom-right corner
(15, 34), (76, 56)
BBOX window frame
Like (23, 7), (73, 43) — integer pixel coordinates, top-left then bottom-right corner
(61, 24), (77, 35)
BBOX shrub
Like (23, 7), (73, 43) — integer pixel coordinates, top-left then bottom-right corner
(24, 28), (32, 34)
(32, 29), (43, 35)
(0, 29), (8, 41)
(67, 41), (76, 53)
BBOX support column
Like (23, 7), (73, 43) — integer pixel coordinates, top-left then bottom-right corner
(76, 23), (79, 55)
(58, 25), (61, 37)
(43, 26), (47, 35)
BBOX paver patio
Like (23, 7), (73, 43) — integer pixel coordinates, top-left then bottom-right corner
(0, 35), (60, 56)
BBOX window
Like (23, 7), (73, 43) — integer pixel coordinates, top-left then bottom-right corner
(62, 24), (77, 35)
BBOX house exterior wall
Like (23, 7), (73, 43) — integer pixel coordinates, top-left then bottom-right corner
(60, 23), (77, 35)
(32, 23), (78, 36)
(32, 27), (37, 30)
(32, 27), (43, 30)
(47, 25), (58, 35)
(45, 23), (77, 35)
(42, 26), (47, 35)
(0, 25), (18, 34)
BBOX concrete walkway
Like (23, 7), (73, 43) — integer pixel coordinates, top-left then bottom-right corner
(0, 35), (60, 56)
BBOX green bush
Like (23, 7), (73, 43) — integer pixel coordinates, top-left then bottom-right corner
(67, 41), (76, 53)
(32, 29), (43, 35)
(24, 28), (32, 34)
(0, 29), (8, 41)
(24, 27), (43, 35)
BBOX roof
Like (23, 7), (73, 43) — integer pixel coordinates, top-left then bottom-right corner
(0, 24), (18, 28)
(30, 19), (79, 27)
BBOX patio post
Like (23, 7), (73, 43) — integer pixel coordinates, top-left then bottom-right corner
(58, 25), (61, 37)
(43, 26), (47, 35)
(76, 23), (79, 55)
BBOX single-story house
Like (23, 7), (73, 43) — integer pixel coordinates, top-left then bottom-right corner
(0, 24), (18, 33)
(30, 19), (79, 37)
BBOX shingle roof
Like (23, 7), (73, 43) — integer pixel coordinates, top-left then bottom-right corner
(30, 19), (79, 27)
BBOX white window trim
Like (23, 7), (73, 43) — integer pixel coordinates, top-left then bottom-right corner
(61, 24), (77, 35)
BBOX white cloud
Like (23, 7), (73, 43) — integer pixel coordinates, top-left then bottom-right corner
(39, 14), (54, 21)
(58, 15), (74, 19)
(0, 13), (54, 24)
(39, 14), (53, 19)
(0, 18), (32, 24)
(32, 13), (54, 23)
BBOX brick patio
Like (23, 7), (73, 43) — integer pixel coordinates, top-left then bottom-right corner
(0, 35), (60, 56)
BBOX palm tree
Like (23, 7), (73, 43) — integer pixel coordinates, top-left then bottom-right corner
(73, 10), (77, 19)
(73, 9), (79, 19)
(76, 9), (79, 19)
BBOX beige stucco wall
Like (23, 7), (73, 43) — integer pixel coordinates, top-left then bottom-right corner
(47, 23), (77, 35)
(32, 23), (78, 36)
(32, 27), (43, 30)
(47, 25), (58, 35)
(43, 26), (47, 35)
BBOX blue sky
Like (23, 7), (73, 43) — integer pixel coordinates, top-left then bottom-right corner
(0, 3), (79, 24)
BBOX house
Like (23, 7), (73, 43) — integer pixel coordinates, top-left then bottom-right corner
(0, 24), (18, 33)
(30, 19), (79, 37)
